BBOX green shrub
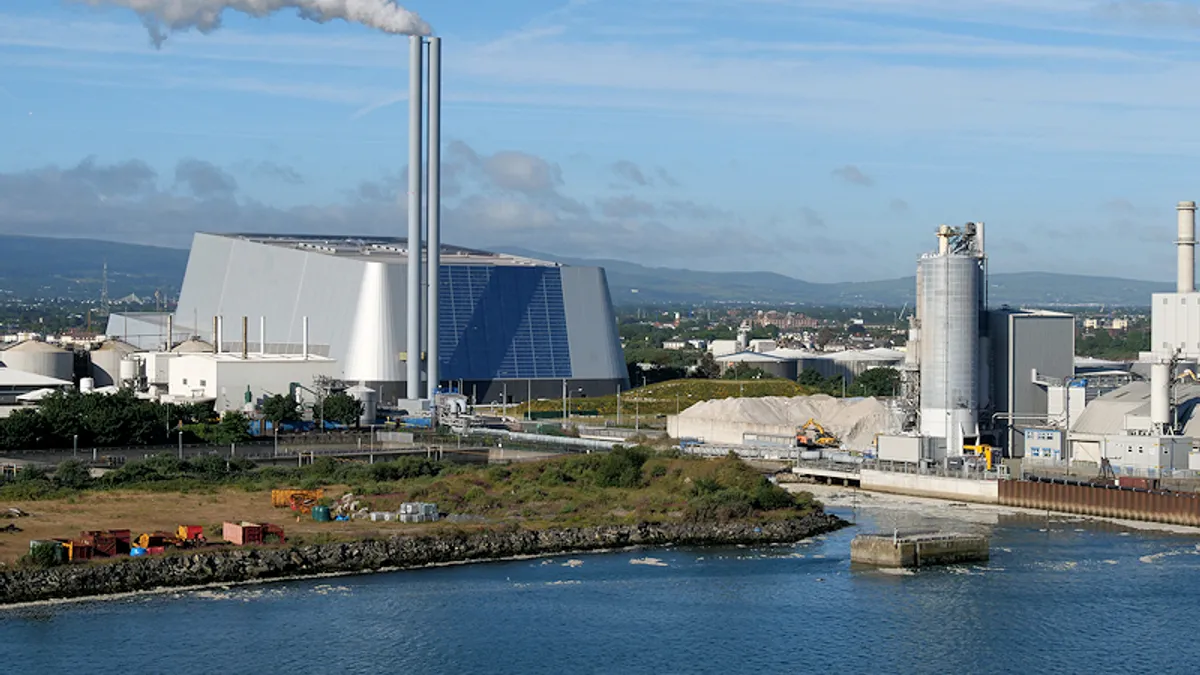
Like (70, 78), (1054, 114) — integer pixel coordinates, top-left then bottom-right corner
(686, 488), (754, 522)
(753, 483), (796, 511)
(649, 464), (668, 478)
(53, 460), (92, 490)
(691, 476), (721, 496)
(594, 446), (649, 488)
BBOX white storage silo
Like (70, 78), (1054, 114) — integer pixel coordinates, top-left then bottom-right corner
(90, 339), (141, 387)
(917, 224), (985, 458)
(118, 357), (143, 388)
(346, 384), (379, 426)
(0, 339), (74, 382)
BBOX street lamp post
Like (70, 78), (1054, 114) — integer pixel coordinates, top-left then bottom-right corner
(73, 434), (78, 459)
(178, 430), (183, 460)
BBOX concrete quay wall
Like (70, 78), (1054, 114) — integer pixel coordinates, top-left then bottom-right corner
(859, 470), (999, 504)
(851, 534), (989, 568)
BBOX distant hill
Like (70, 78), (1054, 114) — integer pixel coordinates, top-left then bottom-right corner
(0, 235), (1166, 307)
(501, 248), (1167, 307)
(0, 235), (189, 301)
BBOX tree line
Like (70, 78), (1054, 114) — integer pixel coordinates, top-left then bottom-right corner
(0, 390), (364, 451)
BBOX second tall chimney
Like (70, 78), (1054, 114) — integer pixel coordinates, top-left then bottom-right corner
(406, 34), (424, 399)
(1178, 201), (1196, 293)
(425, 36), (442, 400)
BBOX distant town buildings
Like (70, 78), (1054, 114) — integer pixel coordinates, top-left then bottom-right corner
(754, 310), (819, 331)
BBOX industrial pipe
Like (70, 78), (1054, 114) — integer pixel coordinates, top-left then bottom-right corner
(166, 314), (174, 351)
(241, 316), (248, 360)
(406, 34), (424, 399)
(212, 316), (219, 354)
(426, 36), (442, 400)
(302, 316), (310, 361)
(1178, 201), (1195, 293)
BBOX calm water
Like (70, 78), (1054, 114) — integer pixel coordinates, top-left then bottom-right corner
(4, 504), (1200, 674)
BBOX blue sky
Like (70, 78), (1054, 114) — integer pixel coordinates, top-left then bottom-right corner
(2, 0), (1200, 282)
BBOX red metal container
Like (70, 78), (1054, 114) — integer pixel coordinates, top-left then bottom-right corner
(1117, 477), (1157, 491)
(65, 541), (94, 562)
(146, 546), (166, 555)
(222, 521), (263, 546)
(222, 521), (284, 546)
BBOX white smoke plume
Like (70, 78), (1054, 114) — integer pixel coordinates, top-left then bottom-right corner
(74, 0), (432, 48)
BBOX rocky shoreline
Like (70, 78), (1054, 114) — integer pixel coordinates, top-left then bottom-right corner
(0, 513), (846, 605)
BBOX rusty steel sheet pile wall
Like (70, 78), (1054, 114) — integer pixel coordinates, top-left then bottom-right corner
(999, 480), (1200, 526)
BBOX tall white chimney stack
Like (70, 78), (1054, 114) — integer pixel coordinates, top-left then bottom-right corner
(1178, 201), (1196, 293)
(406, 35), (424, 400)
(425, 36), (442, 400)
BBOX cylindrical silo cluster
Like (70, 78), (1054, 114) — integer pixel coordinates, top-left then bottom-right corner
(89, 339), (141, 387)
(917, 224), (986, 457)
(0, 339), (74, 382)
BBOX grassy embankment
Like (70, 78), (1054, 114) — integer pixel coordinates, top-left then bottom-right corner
(0, 449), (818, 565)
(510, 379), (813, 420)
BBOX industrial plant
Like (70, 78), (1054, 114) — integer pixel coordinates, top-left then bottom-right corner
(674, 204), (1200, 483)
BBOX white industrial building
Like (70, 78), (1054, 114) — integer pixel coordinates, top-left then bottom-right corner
(1067, 381), (1196, 472)
(1062, 201), (1200, 475)
(163, 353), (336, 411)
(0, 367), (72, 417)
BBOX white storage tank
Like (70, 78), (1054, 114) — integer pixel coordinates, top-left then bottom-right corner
(0, 339), (74, 382)
(118, 356), (143, 387)
(346, 384), (378, 426)
(917, 224), (985, 457)
(90, 339), (141, 387)
(79, 377), (95, 393)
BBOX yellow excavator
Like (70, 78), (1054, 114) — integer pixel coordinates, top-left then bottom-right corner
(964, 443), (994, 470)
(796, 419), (839, 449)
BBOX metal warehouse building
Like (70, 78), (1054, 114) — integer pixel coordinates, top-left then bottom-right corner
(109, 233), (627, 406)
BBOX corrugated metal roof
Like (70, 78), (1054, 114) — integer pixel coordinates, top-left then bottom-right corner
(830, 348), (905, 362)
(211, 233), (559, 268)
(716, 352), (791, 363)
(1073, 380), (1200, 435)
(0, 367), (72, 387)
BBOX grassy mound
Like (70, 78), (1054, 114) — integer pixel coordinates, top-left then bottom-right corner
(512, 379), (813, 418)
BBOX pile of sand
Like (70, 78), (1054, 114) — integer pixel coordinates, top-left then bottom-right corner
(676, 394), (897, 449)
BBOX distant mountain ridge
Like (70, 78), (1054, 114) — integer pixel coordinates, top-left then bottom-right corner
(0, 235), (1166, 307)
(500, 248), (1166, 307)
(0, 234), (188, 301)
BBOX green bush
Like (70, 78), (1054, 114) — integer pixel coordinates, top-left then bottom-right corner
(0, 480), (70, 501)
(53, 460), (92, 490)
(753, 483), (796, 511)
(686, 488), (754, 522)
(594, 446), (649, 489)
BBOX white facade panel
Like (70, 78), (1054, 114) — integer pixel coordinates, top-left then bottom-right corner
(876, 435), (921, 462)
(167, 354), (336, 412)
(710, 340), (739, 357)
(1151, 292), (1200, 358)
